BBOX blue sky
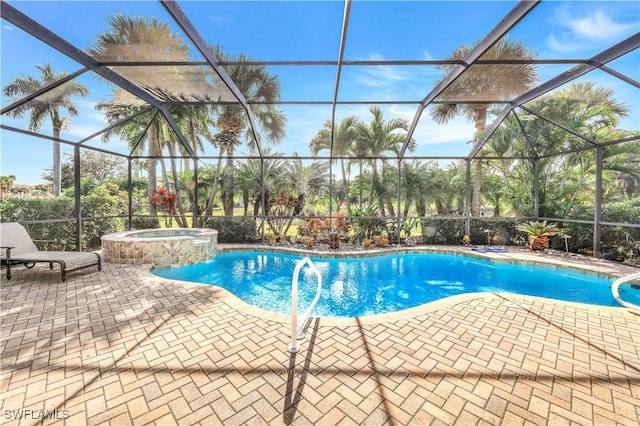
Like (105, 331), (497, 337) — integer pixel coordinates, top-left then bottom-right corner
(1, 0), (639, 184)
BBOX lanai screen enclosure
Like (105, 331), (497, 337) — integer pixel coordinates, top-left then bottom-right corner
(1, 0), (639, 262)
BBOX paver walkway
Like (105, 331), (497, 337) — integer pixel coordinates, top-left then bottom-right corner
(1, 248), (639, 425)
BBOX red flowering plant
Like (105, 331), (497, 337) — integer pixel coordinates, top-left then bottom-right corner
(266, 192), (304, 242)
(149, 187), (177, 227)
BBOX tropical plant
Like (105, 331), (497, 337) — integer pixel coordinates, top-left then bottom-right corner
(516, 220), (562, 251)
(0, 175), (16, 201)
(208, 45), (287, 216)
(234, 150), (288, 217)
(401, 217), (420, 238)
(426, 163), (466, 215)
(3, 63), (90, 196)
(149, 187), (177, 227)
(481, 173), (506, 216)
(349, 204), (386, 242)
(89, 14), (192, 219)
(310, 116), (361, 209)
(431, 38), (538, 216)
(400, 161), (431, 217)
(265, 192), (305, 240)
(486, 81), (636, 218)
(284, 154), (330, 213)
(355, 106), (414, 210)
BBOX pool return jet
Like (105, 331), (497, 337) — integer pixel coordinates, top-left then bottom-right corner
(288, 257), (341, 353)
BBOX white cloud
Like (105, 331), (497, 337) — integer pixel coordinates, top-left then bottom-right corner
(342, 53), (441, 102)
(355, 53), (409, 89)
(568, 10), (637, 42)
(343, 104), (476, 149)
(547, 5), (639, 54)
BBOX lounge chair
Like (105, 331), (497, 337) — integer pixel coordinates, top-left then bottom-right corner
(0, 222), (101, 282)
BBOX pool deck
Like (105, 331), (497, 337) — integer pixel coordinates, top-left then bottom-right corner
(1, 245), (639, 425)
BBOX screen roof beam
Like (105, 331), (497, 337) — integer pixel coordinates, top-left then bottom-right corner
(160, 0), (264, 159)
(468, 32), (640, 160)
(398, 0), (541, 159)
(0, 2), (196, 159)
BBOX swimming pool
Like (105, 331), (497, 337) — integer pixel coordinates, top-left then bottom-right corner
(152, 251), (640, 317)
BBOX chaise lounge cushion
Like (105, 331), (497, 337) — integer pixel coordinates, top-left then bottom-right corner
(1, 222), (101, 281)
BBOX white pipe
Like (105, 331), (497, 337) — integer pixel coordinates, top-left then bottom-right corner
(611, 272), (640, 314)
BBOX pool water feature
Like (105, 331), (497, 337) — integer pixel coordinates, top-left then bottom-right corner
(101, 228), (217, 267)
(152, 251), (640, 317)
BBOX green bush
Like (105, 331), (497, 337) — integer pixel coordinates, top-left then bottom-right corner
(0, 197), (124, 250)
(130, 216), (161, 230)
(81, 196), (125, 248)
(420, 217), (523, 246)
(203, 216), (258, 243)
(562, 199), (640, 264)
(420, 217), (465, 244)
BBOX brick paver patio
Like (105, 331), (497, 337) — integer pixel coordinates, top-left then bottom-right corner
(1, 247), (639, 425)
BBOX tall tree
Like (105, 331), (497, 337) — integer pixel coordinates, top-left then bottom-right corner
(0, 175), (16, 201)
(209, 45), (287, 216)
(310, 116), (360, 210)
(431, 38), (538, 215)
(235, 148), (288, 217)
(486, 81), (635, 217)
(284, 154), (330, 213)
(400, 161), (432, 217)
(355, 106), (414, 213)
(3, 64), (90, 196)
(89, 14), (191, 218)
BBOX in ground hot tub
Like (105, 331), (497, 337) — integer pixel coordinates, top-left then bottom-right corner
(101, 228), (217, 266)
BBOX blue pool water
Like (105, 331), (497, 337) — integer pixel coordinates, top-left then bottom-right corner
(152, 251), (640, 318)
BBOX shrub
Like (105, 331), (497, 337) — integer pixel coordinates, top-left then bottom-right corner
(130, 216), (161, 229)
(301, 236), (314, 248)
(562, 199), (640, 264)
(81, 196), (125, 248)
(203, 216), (258, 243)
(0, 197), (123, 250)
(515, 221), (562, 251)
(469, 218), (522, 246)
(420, 217), (465, 244)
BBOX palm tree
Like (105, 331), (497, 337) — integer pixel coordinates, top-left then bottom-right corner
(285, 154), (330, 213)
(425, 162), (467, 215)
(3, 64), (90, 196)
(235, 149), (288, 217)
(171, 103), (211, 171)
(516, 220), (562, 251)
(88, 14), (191, 217)
(355, 106), (414, 213)
(310, 116), (360, 209)
(209, 45), (287, 216)
(0, 175), (16, 201)
(401, 161), (432, 217)
(488, 81), (634, 217)
(160, 104), (212, 226)
(376, 164), (400, 216)
(203, 132), (232, 217)
(431, 38), (538, 216)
